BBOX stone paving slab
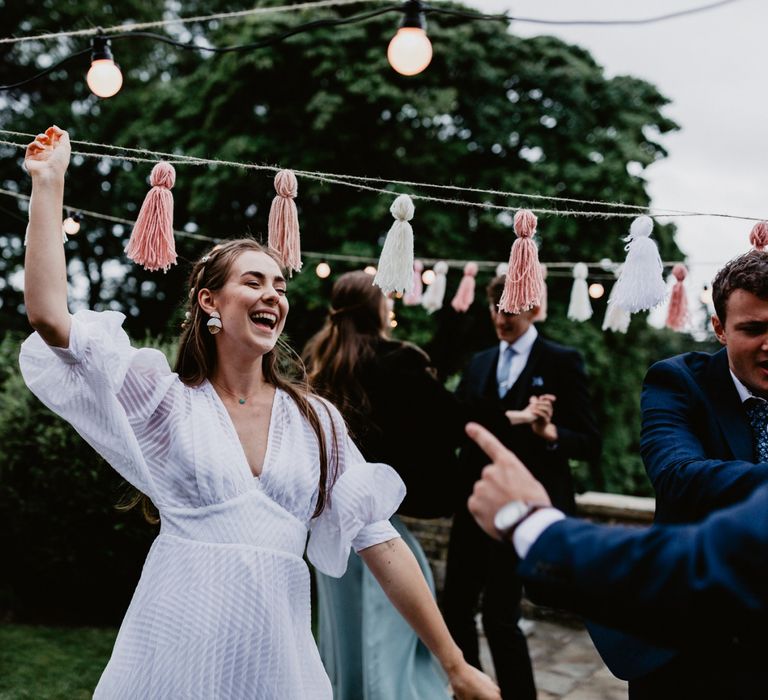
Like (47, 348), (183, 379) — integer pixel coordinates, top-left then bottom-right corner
(479, 617), (628, 699)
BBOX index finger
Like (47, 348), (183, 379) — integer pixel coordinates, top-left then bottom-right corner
(465, 422), (512, 463)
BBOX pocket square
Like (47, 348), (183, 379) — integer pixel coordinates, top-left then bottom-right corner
(531, 376), (545, 387)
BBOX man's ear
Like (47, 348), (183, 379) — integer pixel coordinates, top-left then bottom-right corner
(198, 288), (216, 316)
(712, 314), (727, 346)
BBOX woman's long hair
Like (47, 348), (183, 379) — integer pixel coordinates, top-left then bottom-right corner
(303, 270), (387, 437)
(121, 238), (337, 521)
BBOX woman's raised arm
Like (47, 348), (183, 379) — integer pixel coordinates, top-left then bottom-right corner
(23, 125), (72, 347)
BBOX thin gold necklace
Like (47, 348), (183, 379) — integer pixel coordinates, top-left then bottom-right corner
(211, 379), (251, 405)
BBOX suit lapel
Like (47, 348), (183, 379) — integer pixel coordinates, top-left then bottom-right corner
(477, 347), (500, 399)
(704, 348), (753, 461)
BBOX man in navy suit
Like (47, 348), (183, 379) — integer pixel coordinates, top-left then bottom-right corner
(463, 421), (768, 700)
(591, 250), (768, 698)
(442, 276), (600, 699)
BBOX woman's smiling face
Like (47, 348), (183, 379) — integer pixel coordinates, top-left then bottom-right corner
(201, 250), (289, 357)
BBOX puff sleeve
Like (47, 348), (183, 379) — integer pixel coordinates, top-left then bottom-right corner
(19, 309), (178, 501)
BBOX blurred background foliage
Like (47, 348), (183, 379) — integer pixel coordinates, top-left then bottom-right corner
(0, 0), (717, 623)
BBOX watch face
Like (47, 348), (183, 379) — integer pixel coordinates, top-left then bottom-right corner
(494, 500), (529, 532)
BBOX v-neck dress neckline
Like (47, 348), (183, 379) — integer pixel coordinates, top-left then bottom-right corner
(204, 380), (280, 482)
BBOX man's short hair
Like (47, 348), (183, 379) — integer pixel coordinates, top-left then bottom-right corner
(712, 250), (768, 323)
(486, 276), (506, 307)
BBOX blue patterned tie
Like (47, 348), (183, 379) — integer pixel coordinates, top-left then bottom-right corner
(497, 346), (516, 398)
(745, 398), (768, 462)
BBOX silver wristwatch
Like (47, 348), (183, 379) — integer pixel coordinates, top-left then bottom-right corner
(494, 500), (545, 542)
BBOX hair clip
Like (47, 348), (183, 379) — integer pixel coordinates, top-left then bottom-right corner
(201, 255), (209, 264)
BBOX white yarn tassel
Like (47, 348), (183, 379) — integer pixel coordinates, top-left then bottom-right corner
(602, 266), (631, 333)
(567, 262), (593, 322)
(374, 194), (415, 294)
(611, 216), (667, 313)
(422, 261), (448, 313)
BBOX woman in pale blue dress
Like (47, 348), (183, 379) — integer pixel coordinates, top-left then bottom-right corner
(304, 271), (467, 699)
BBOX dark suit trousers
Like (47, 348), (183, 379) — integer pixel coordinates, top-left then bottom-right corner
(442, 506), (536, 700)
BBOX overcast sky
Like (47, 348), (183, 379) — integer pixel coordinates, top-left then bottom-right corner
(466, 0), (765, 321)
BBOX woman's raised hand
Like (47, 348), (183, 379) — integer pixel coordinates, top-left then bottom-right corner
(448, 661), (501, 699)
(24, 126), (70, 180)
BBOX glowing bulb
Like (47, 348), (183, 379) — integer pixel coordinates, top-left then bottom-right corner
(700, 286), (713, 305)
(62, 215), (81, 235)
(315, 262), (331, 279)
(364, 265), (377, 276)
(388, 310), (396, 319)
(86, 37), (123, 98)
(87, 59), (123, 98)
(387, 28), (433, 76)
(588, 283), (604, 299)
(422, 269), (435, 285)
(390, 319), (398, 328)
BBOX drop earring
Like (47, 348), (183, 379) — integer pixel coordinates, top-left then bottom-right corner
(207, 310), (222, 335)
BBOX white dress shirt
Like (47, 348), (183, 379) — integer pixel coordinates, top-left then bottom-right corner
(497, 325), (538, 395)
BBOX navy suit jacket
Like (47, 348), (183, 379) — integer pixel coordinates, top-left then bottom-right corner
(590, 348), (768, 680)
(519, 482), (768, 647)
(455, 336), (600, 513)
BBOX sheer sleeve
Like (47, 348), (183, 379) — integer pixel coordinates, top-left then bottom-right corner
(19, 309), (178, 501)
(307, 400), (406, 577)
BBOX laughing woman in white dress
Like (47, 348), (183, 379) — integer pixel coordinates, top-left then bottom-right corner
(19, 127), (500, 700)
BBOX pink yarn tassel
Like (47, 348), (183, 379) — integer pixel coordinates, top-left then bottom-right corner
(498, 209), (544, 313)
(532, 264), (548, 321)
(268, 169), (302, 273)
(403, 260), (424, 305)
(125, 161), (177, 272)
(750, 221), (768, 251)
(665, 263), (688, 331)
(451, 262), (478, 312)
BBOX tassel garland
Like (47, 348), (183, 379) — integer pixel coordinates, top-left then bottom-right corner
(403, 260), (424, 305)
(422, 261), (448, 313)
(750, 221), (768, 251)
(268, 169), (302, 274)
(533, 264), (549, 322)
(125, 161), (177, 272)
(498, 209), (544, 313)
(451, 262), (478, 312)
(374, 194), (415, 294)
(610, 216), (667, 313)
(567, 262), (593, 322)
(665, 263), (689, 331)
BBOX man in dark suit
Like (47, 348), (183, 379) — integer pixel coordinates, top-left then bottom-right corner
(590, 250), (768, 698)
(463, 421), (768, 700)
(442, 276), (600, 700)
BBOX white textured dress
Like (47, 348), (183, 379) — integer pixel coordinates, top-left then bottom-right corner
(19, 310), (406, 700)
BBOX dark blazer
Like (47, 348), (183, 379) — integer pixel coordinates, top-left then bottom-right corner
(520, 484), (768, 699)
(352, 339), (465, 518)
(455, 336), (601, 513)
(590, 348), (768, 686)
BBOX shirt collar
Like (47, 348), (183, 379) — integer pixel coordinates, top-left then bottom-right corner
(730, 369), (766, 404)
(500, 324), (538, 356)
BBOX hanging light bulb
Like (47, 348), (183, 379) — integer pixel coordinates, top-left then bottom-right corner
(62, 212), (82, 236)
(364, 265), (377, 276)
(315, 261), (331, 279)
(422, 268), (436, 285)
(387, 0), (433, 76)
(588, 283), (605, 299)
(86, 36), (123, 98)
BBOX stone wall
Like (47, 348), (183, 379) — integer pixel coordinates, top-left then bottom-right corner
(401, 491), (655, 595)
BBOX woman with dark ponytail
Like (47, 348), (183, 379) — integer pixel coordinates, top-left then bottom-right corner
(304, 271), (468, 699)
(19, 127), (498, 700)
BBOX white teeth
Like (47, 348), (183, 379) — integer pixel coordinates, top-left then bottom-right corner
(250, 312), (277, 328)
